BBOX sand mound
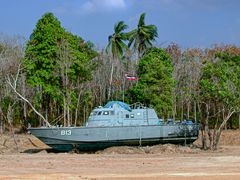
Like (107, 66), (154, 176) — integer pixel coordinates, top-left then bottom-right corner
(96, 146), (145, 154)
(0, 133), (49, 154)
(97, 144), (199, 154)
(145, 144), (195, 154)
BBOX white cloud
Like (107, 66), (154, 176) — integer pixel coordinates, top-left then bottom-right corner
(80, 0), (126, 14)
(106, 0), (126, 8)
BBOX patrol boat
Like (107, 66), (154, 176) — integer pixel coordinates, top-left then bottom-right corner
(28, 101), (199, 151)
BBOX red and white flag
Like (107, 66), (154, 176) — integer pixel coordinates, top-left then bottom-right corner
(125, 74), (138, 81)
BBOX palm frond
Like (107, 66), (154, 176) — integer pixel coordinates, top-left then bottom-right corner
(107, 21), (129, 60)
(115, 21), (128, 34)
(128, 13), (158, 58)
(138, 13), (146, 27)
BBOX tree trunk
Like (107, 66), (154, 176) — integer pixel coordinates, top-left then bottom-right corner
(66, 91), (71, 127)
(238, 113), (240, 129)
(223, 110), (227, 130)
(0, 107), (3, 134)
(38, 85), (42, 127)
(67, 104), (70, 127)
(63, 96), (66, 127)
(203, 103), (210, 150)
(108, 62), (114, 100)
(181, 99), (184, 121)
(83, 106), (86, 124)
(194, 101), (197, 123)
(6, 103), (19, 151)
(136, 51), (139, 65)
(187, 101), (190, 119)
(74, 89), (82, 127)
(212, 110), (235, 150)
(173, 93), (176, 120)
(212, 111), (219, 150)
(21, 74), (27, 130)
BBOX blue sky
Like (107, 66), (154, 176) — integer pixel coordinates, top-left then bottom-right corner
(1, 0), (240, 49)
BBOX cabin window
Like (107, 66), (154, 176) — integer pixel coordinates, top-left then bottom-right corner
(93, 111), (98, 116)
(97, 111), (102, 115)
(110, 111), (114, 115)
(137, 112), (141, 116)
(130, 114), (134, 118)
(103, 111), (109, 115)
(126, 114), (129, 118)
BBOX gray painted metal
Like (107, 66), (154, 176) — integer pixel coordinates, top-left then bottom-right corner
(28, 101), (199, 151)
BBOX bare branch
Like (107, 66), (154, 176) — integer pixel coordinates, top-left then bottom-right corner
(6, 64), (51, 127)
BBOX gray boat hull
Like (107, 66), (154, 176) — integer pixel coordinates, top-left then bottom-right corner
(28, 124), (199, 151)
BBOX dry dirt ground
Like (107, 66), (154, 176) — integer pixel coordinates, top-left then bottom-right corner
(0, 130), (240, 180)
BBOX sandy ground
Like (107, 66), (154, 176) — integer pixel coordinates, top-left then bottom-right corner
(0, 130), (240, 180)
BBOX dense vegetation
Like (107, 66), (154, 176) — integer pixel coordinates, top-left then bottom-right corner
(0, 12), (240, 150)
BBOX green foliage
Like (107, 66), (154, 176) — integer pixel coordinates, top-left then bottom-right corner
(25, 12), (96, 89)
(24, 12), (65, 99)
(200, 53), (240, 111)
(62, 32), (96, 83)
(129, 48), (174, 117)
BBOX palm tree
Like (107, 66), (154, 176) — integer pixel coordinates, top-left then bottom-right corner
(106, 21), (128, 99)
(128, 13), (158, 63)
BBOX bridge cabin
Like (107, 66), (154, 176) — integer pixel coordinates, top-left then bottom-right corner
(86, 101), (162, 127)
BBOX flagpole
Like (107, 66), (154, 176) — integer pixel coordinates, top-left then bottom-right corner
(122, 74), (126, 102)
(123, 74), (138, 102)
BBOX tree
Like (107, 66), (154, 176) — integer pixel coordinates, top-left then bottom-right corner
(171, 47), (203, 121)
(24, 12), (97, 126)
(199, 50), (240, 149)
(0, 35), (25, 132)
(24, 12), (65, 124)
(129, 48), (174, 118)
(128, 13), (158, 63)
(106, 21), (129, 99)
(57, 32), (97, 126)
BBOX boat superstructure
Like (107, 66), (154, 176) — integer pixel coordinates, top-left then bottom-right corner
(86, 101), (161, 127)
